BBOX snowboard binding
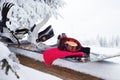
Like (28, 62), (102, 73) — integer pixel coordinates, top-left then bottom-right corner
(36, 25), (54, 42)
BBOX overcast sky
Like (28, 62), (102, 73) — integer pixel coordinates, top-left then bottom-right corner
(47, 0), (120, 40)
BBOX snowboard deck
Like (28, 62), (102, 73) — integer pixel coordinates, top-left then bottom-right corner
(5, 40), (120, 63)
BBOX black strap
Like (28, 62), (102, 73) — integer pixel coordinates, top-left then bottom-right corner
(8, 28), (20, 46)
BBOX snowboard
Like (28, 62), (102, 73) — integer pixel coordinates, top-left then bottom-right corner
(65, 52), (120, 63)
(1, 40), (120, 63)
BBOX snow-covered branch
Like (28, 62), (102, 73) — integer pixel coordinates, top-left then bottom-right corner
(0, 42), (20, 79)
(0, 0), (65, 30)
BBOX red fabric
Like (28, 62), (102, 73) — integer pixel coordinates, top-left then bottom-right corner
(43, 48), (84, 66)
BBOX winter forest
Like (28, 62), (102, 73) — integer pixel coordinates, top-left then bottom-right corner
(0, 0), (120, 80)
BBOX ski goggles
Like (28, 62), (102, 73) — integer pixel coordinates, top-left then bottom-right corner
(64, 40), (81, 52)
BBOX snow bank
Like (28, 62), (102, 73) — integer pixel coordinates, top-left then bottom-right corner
(0, 42), (62, 80)
(0, 64), (62, 80)
(9, 46), (120, 80)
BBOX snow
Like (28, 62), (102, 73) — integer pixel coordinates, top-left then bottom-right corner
(0, 64), (62, 80)
(53, 59), (120, 80)
(9, 45), (120, 80)
(0, 42), (62, 80)
(1, 0), (120, 80)
(19, 64), (62, 80)
(0, 43), (11, 60)
(0, 0), (65, 30)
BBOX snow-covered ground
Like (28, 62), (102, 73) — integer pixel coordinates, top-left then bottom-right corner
(1, 41), (120, 80)
(1, 0), (120, 80)
(0, 64), (62, 80)
(0, 65), (62, 80)
(0, 42), (62, 80)
(9, 45), (120, 80)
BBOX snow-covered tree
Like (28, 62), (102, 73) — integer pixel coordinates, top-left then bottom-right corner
(0, 0), (65, 30)
(0, 0), (65, 46)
